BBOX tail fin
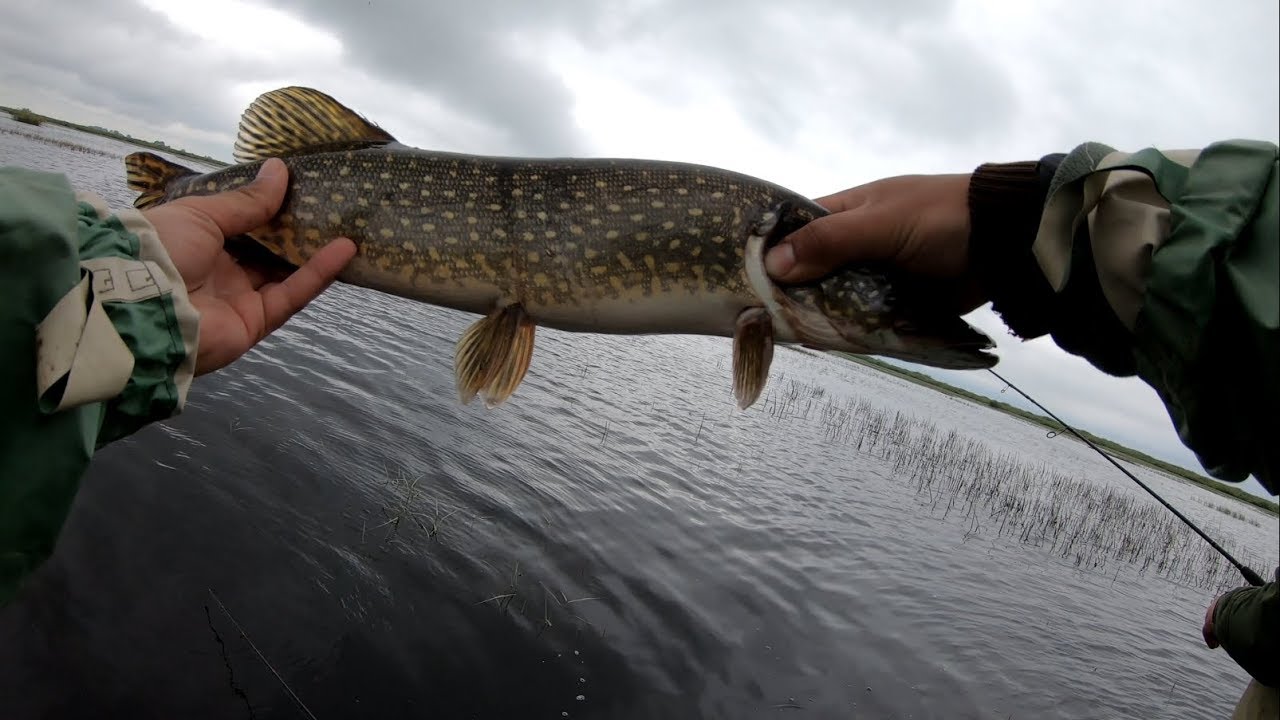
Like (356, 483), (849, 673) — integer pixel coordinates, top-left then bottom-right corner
(125, 152), (197, 209)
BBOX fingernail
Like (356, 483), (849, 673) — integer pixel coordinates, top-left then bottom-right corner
(255, 157), (284, 183)
(765, 243), (795, 278)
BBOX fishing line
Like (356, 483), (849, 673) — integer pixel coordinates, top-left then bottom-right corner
(208, 588), (320, 720)
(985, 368), (1265, 587)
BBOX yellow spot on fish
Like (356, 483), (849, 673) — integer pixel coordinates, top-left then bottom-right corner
(527, 251), (541, 263)
(665, 262), (682, 273)
(327, 212), (342, 225)
(443, 211), (455, 219)
(442, 190), (456, 198)
(487, 203), (502, 211)
(712, 235), (725, 244)
(379, 171), (391, 180)
(605, 230), (619, 240)
(445, 236), (459, 245)
(420, 189), (431, 197)
(607, 203), (621, 212)
(595, 180), (607, 189)
(676, 188), (688, 195)
(712, 263), (727, 275)
(574, 191), (587, 199)
(522, 232), (535, 241)
(558, 202), (571, 210)
(380, 228), (395, 239)
(711, 191), (724, 199)
(303, 170), (320, 179)
(428, 248), (441, 260)
(630, 213), (644, 222)
(585, 248), (599, 260)
(589, 218), (602, 226)
(205, 180), (217, 191)
(339, 166), (351, 176)
(650, 200), (665, 208)
(355, 218), (368, 228)
(402, 241), (416, 252)
(512, 188), (524, 197)
(570, 225), (584, 235)
(467, 216), (478, 225)
(616, 253), (633, 270)
(421, 222), (435, 232)
(493, 228), (508, 238)
(591, 265), (608, 276)
(399, 182), (410, 190)
(330, 192), (345, 203)
(357, 197), (369, 207)
(583, 203), (596, 212)
(668, 239), (682, 250)
(304, 228), (320, 241)
(687, 208), (704, 217)
(533, 273), (549, 287)
(636, 232), (649, 241)
(301, 195), (319, 205)
(515, 210), (527, 219)
(691, 247), (702, 257)
(544, 230), (557, 238)
(536, 211), (548, 221)
(644, 255), (656, 270)
(380, 199), (391, 208)
(662, 221), (676, 231)
(470, 231), (480, 241)
(400, 218), (412, 227)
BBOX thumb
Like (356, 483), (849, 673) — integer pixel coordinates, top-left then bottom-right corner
(764, 205), (904, 283)
(174, 157), (289, 236)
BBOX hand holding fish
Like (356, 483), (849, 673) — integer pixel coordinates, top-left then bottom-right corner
(765, 174), (984, 315)
(141, 158), (357, 376)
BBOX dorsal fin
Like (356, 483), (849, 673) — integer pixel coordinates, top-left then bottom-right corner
(233, 86), (397, 163)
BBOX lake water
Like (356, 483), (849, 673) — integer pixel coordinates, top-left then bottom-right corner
(1, 115), (1277, 719)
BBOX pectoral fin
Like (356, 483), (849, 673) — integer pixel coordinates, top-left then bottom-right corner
(732, 307), (774, 410)
(454, 304), (537, 407)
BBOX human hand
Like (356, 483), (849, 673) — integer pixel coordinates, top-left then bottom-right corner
(1203, 595), (1220, 649)
(142, 158), (357, 376)
(765, 174), (984, 314)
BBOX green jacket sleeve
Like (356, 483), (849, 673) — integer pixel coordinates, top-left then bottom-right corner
(1213, 568), (1279, 688)
(0, 167), (199, 606)
(968, 141), (1279, 495)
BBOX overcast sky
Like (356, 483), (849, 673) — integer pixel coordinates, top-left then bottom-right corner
(2, 0), (1277, 496)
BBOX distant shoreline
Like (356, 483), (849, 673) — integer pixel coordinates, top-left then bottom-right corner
(1, 106), (229, 168)
(826, 351), (1278, 516)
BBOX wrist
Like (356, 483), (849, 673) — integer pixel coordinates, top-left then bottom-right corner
(966, 159), (1059, 339)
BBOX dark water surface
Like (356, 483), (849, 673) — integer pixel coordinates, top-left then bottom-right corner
(2, 117), (1277, 719)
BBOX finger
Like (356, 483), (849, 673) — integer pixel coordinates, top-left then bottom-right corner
(258, 238), (357, 335)
(175, 157), (290, 237)
(765, 206), (903, 283)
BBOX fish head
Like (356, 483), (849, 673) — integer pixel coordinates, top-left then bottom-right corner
(746, 201), (998, 371)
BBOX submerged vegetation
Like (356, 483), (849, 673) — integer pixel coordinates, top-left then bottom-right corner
(756, 374), (1275, 593)
(838, 353), (1279, 516)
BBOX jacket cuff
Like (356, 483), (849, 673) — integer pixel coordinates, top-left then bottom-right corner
(967, 159), (1061, 339)
(34, 193), (199, 443)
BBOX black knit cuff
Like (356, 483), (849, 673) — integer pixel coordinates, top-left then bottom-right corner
(967, 158), (1061, 339)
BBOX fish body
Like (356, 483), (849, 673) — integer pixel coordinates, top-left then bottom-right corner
(126, 87), (996, 408)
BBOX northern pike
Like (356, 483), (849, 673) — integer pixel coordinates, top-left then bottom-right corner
(125, 87), (997, 408)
